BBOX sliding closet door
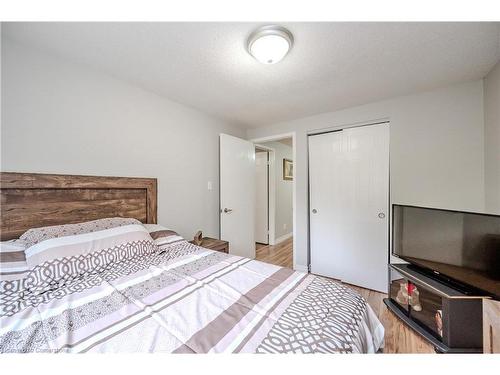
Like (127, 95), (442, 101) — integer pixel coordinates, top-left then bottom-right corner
(309, 123), (389, 292)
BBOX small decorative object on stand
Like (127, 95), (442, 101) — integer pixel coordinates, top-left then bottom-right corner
(396, 281), (422, 311)
(435, 310), (443, 338)
(190, 231), (229, 254)
(193, 230), (203, 246)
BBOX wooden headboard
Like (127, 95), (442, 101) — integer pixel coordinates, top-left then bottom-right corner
(0, 172), (157, 241)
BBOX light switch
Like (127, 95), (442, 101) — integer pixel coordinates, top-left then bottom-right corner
(207, 181), (213, 191)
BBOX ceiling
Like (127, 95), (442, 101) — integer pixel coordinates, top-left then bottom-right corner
(3, 22), (499, 128)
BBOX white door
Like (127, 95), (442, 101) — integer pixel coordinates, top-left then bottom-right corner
(255, 151), (269, 244)
(309, 123), (389, 292)
(220, 134), (256, 259)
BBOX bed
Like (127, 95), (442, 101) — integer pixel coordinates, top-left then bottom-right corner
(0, 172), (384, 353)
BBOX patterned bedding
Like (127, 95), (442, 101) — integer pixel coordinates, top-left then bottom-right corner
(0, 234), (384, 353)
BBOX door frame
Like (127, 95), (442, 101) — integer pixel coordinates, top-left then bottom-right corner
(254, 145), (275, 246)
(251, 132), (297, 270)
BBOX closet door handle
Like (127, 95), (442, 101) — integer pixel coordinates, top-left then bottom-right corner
(223, 208), (233, 214)
(312, 209), (318, 214)
(378, 212), (386, 219)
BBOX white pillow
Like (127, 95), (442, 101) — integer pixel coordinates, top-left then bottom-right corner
(0, 239), (28, 281)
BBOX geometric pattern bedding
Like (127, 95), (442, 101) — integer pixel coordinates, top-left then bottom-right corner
(0, 241), (384, 353)
(19, 218), (142, 248)
(255, 277), (372, 353)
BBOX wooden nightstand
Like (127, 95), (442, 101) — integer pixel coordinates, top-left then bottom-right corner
(190, 237), (229, 254)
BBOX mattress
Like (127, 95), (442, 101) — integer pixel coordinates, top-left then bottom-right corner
(0, 241), (384, 353)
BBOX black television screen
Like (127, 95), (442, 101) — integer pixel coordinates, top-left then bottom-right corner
(392, 204), (500, 299)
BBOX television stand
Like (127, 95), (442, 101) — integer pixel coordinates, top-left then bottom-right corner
(384, 263), (488, 353)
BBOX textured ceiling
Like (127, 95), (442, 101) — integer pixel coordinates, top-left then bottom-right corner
(3, 22), (499, 128)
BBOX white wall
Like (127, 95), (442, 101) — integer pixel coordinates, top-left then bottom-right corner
(259, 141), (293, 240)
(1, 38), (244, 240)
(484, 60), (500, 214)
(247, 81), (486, 270)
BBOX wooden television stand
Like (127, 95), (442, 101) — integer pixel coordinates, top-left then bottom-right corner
(384, 263), (488, 353)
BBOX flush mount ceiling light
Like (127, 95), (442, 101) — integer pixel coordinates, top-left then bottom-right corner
(247, 25), (294, 64)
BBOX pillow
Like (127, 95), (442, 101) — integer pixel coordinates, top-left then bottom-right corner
(0, 239), (29, 281)
(20, 217), (142, 248)
(24, 221), (153, 269)
(143, 224), (186, 246)
(20, 222), (158, 295)
(1, 224), (159, 316)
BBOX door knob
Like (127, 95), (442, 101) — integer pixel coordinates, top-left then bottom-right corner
(312, 209), (318, 214)
(224, 208), (233, 213)
(378, 212), (386, 219)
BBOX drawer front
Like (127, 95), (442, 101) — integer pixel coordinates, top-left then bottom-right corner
(212, 245), (228, 253)
(206, 243), (229, 253)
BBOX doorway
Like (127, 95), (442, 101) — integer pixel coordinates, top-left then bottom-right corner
(253, 137), (294, 268)
(255, 147), (270, 245)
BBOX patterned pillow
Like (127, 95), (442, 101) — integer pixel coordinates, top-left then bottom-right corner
(143, 224), (186, 247)
(24, 222), (153, 269)
(0, 240), (29, 281)
(20, 217), (142, 248)
(1, 225), (159, 312)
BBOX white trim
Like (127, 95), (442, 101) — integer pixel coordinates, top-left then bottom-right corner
(307, 118), (390, 136)
(254, 144), (276, 245)
(274, 232), (292, 244)
(268, 149), (276, 245)
(294, 265), (308, 273)
(251, 132), (296, 270)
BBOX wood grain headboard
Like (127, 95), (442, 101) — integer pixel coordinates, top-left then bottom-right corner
(0, 172), (157, 241)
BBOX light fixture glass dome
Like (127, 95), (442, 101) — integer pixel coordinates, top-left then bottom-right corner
(247, 25), (293, 64)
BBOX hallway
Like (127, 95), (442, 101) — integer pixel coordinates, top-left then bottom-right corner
(255, 237), (293, 268)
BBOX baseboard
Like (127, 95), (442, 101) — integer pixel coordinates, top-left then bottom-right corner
(274, 232), (292, 244)
(294, 264), (308, 273)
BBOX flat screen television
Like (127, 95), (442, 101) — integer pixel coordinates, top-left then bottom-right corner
(392, 204), (500, 299)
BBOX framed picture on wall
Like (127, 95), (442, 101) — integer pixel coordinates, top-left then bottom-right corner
(283, 158), (293, 181)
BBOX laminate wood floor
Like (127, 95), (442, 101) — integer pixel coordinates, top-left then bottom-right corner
(255, 237), (436, 354)
(256, 237), (293, 269)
